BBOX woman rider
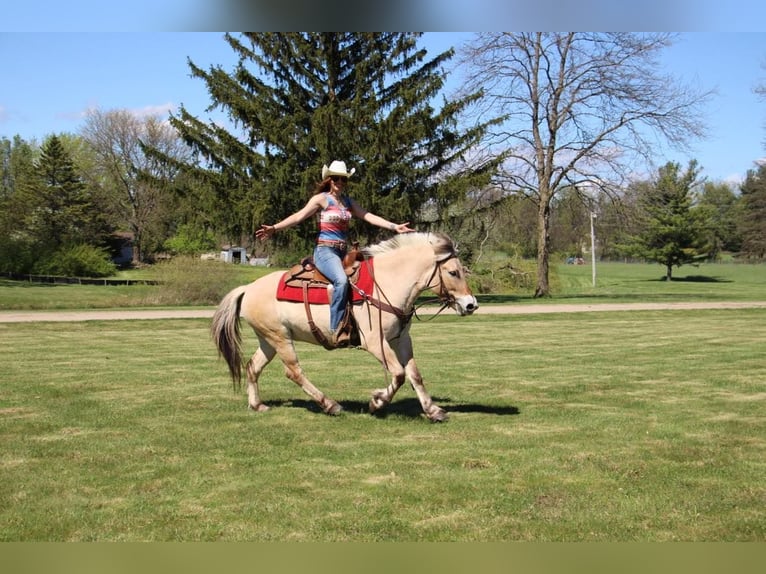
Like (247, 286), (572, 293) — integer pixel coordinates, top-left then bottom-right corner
(255, 160), (414, 346)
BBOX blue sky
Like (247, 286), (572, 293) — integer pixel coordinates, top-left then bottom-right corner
(1, 32), (765, 185)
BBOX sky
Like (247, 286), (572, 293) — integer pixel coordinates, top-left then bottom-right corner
(1, 31), (765, 186)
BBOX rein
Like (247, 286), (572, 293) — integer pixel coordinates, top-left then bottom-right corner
(412, 252), (459, 321)
(351, 253), (458, 323)
(350, 254), (456, 373)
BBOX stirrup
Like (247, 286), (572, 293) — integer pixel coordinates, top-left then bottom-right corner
(332, 329), (352, 348)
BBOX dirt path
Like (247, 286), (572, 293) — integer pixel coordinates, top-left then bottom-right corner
(2, 301), (766, 323)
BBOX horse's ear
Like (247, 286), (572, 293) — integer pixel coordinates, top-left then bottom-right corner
(435, 250), (457, 263)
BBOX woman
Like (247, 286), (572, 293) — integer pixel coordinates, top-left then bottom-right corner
(255, 160), (414, 346)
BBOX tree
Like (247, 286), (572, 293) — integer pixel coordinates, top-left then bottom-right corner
(81, 109), (193, 264)
(0, 136), (39, 272)
(166, 33), (497, 254)
(697, 180), (742, 258)
(756, 60), (766, 148)
(458, 33), (712, 296)
(18, 135), (91, 252)
(738, 164), (766, 260)
(629, 160), (710, 280)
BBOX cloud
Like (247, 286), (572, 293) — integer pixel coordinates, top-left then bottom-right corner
(130, 102), (176, 119)
(0, 105), (8, 123)
(723, 172), (745, 186)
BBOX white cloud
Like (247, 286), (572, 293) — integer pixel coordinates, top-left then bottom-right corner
(130, 103), (176, 119)
(723, 172), (745, 186)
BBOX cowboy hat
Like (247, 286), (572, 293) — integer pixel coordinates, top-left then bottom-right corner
(322, 160), (356, 179)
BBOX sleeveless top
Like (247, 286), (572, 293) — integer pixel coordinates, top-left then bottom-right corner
(317, 192), (352, 243)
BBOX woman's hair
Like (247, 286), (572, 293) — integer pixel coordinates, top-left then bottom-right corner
(313, 177), (333, 195)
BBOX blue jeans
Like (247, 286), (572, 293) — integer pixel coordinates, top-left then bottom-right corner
(313, 245), (348, 332)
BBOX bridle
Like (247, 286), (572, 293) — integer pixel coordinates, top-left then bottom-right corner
(350, 251), (460, 322)
(413, 252), (460, 321)
(349, 251), (461, 373)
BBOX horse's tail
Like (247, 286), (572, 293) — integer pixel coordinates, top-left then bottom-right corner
(210, 285), (247, 390)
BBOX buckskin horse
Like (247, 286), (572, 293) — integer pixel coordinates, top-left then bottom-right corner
(210, 232), (478, 422)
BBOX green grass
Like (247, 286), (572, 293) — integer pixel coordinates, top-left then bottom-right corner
(0, 262), (271, 310)
(1, 311), (764, 541)
(552, 261), (766, 302)
(2, 261), (766, 311)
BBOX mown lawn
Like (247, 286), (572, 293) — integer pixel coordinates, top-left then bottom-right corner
(1, 310), (763, 541)
(2, 261), (766, 311)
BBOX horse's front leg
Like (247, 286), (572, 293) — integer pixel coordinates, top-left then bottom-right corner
(368, 331), (447, 422)
(403, 355), (447, 422)
(397, 333), (448, 422)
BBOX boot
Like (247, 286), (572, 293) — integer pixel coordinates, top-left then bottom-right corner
(331, 328), (351, 348)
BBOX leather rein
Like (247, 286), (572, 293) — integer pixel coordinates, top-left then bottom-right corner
(349, 253), (459, 373)
(350, 252), (459, 326)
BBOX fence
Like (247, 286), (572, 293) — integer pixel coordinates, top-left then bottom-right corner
(1, 272), (159, 286)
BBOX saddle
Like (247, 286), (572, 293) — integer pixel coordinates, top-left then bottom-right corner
(277, 245), (370, 349)
(284, 246), (365, 289)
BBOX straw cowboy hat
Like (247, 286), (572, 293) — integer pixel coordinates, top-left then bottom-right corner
(322, 160), (356, 179)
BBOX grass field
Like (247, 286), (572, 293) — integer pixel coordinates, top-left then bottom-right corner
(2, 260), (766, 311)
(1, 309), (764, 541)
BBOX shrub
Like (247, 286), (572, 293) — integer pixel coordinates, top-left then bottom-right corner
(468, 258), (538, 294)
(34, 244), (117, 278)
(144, 256), (245, 306)
(0, 236), (36, 274)
(163, 224), (218, 255)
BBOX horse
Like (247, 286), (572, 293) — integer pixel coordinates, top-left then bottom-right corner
(210, 232), (478, 422)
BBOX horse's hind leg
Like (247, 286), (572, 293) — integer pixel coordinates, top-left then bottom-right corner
(274, 340), (342, 416)
(245, 337), (276, 412)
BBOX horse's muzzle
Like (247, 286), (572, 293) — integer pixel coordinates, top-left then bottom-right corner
(454, 295), (479, 316)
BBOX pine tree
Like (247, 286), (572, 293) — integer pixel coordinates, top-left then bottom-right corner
(0, 136), (40, 272)
(738, 164), (766, 260)
(629, 160), (710, 280)
(20, 135), (90, 252)
(168, 32), (496, 252)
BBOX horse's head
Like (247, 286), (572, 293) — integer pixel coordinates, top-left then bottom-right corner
(363, 232), (479, 316)
(429, 234), (478, 316)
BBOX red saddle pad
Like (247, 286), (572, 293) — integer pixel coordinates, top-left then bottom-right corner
(276, 259), (375, 305)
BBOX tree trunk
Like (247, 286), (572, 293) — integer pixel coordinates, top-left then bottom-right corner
(534, 200), (551, 297)
(666, 263), (673, 281)
(132, 225), (142, 265)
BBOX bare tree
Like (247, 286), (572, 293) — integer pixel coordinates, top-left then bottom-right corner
(81, 109), (192, 264)
(756, 59), (766, 151)
(458, 33), (713, 296)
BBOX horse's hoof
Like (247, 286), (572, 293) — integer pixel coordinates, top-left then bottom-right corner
(369, 391), (388, 413)
(248, 403), (270, 413)
(324, 401), (343, 416)
(427, 408), (449, 423)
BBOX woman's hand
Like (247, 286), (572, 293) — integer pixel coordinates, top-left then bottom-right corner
(255, 224), (276, 240)
(393, 222), (415, 233)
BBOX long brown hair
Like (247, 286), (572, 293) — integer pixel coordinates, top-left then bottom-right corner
(313, 177), (334, 195)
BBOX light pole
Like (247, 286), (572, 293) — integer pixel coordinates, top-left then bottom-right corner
(576, 179), (601, 288)
(589, 209), (597, 287)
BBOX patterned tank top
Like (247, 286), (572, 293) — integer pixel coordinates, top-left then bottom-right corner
(317, 192), (352, 242)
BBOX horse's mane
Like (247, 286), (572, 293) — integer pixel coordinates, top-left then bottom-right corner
(363, 232), (456, 260)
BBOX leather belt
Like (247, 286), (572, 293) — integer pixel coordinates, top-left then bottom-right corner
(316, 239), (347, 250)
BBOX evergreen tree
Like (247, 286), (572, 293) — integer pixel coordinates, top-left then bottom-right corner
(698, 180), (742, 258)
(0, 136), (38, 227)
(738, 164), (766, 260)
(0, 136), (40, 272)
(168, 32), (496, 253)
(628, 160), (711, 280)
(19, 135), (90, 252)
